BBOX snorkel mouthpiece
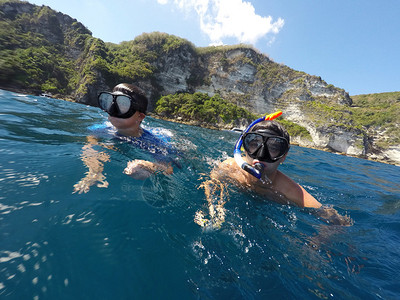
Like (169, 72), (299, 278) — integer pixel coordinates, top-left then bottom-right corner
(234, 111), (282, 180)
(234, 149), (263, 179)
(254, 162), (264, 173)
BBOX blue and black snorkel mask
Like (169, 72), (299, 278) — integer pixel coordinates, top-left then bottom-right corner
(234, 111), (290, 179)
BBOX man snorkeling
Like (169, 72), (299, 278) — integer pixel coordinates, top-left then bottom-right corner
(73, 83), (177, 194)
(195, 111), (352, 227)
(229, 111), (321, 208)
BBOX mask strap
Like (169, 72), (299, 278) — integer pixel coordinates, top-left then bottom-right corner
(234, 111), (282, 179)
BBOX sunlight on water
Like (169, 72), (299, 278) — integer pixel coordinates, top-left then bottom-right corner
(0, 89), (399, 299)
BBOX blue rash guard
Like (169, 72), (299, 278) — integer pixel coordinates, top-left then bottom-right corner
(88, 123), (181, 167)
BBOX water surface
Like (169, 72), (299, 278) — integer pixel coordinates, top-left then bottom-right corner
(0, 90), (399, 299)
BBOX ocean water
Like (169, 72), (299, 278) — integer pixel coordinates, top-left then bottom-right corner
(0, 89), (399, 300)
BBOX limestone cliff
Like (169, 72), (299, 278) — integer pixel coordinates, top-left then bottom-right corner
(1, 0), (399, 165)
(133, 45), (399, 165)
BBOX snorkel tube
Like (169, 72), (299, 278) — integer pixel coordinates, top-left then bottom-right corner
(234, 111), (283, 179)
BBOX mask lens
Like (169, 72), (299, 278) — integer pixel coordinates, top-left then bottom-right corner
(266, 137), (288, 159)
(98, 93), (113, 111)
(115, 95), (132, 114)
(243, 133), (263, 155)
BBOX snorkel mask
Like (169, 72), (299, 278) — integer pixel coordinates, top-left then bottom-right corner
(234, 111), (289, 179)
(242, 131), (289, 162)
(97, 91), (139, 119)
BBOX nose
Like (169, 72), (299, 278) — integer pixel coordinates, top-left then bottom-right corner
(108, 102), (117, 116)
(257, 144), (268, 159)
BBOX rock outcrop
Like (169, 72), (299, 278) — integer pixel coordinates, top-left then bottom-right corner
(1, 0), (398, 165)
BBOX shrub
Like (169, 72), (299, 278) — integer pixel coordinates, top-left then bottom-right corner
(155, 92), (257, 125)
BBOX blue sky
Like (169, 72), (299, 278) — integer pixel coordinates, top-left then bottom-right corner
(27, 0), (400, 96)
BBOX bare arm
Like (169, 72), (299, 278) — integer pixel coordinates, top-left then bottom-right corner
(273, 171), (322, 208)
(274, 172), (353, 225)
(73, 136), (110, 194)
(123, 159), (173, 180)
(194, 176), (228, 229)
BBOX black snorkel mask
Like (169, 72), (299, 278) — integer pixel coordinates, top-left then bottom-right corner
(242, 130), (289, 163)
(97, 92), (139, 119)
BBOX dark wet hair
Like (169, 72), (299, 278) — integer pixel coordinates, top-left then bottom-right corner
(250, 120), (290, 145)
(112, 83), (148, 114)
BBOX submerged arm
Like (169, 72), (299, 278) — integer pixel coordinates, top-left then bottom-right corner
(123, 159), (173, 180)
(312, 206), (354, 226)
(73, 136), (110, 194)
(194, 169), (229, 229)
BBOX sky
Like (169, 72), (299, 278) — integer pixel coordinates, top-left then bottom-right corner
(26, 0), (400, 96)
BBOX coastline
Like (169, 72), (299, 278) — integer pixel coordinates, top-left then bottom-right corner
(150, 114), (399, 167)
(0, 86), (74, 102)
(1, 87), (398, 167)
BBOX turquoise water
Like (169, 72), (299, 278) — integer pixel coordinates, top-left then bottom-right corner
(0, 89), (399, 300)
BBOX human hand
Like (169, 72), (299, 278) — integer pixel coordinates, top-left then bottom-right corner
(124, 160), (157, 180)
(73, 179), (91, 194)
(73, 174), (109, 194)
(314, 206), (354, 226)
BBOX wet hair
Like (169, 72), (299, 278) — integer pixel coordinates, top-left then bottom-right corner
(250, 120), (290, 144)
(112, 83), (148, 114)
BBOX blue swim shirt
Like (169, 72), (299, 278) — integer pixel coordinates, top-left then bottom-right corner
(88, 123), (181, 167)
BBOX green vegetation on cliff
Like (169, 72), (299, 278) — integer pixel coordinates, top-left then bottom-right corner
(279, 119), (312, 141)
(303, 92), (399, 133)
(0, 0), (90, 94)
(155, 92), (257, 126)
(351, 92), (400, 146)
(154, 91), (313, 141)
(0, 0), (193, 97)
(301, 91), (400, 147)
(351, 92), (400, 128)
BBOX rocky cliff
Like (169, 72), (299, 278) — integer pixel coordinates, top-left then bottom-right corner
(140, 45), (399, 165)
(1, 0), (399, 165)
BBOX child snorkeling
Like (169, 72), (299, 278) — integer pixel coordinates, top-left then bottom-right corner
(73, 83), (178, 194)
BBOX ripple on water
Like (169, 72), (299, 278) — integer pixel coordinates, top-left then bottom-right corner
(1, 90), (400, 299)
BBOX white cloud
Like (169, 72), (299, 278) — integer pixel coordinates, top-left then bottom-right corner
(159, 0), (284, 45)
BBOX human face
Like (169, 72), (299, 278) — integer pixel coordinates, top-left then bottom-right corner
(243, 131), (289, 163)
(108, 111), (145, 136)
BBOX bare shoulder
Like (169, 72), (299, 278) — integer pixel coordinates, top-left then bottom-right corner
(273, 171), (299, 192)
(211, 157), (237, 178)
(211, 158), (248, 184)
(274, 171), (321, 208)
(218, 157), (237, 171)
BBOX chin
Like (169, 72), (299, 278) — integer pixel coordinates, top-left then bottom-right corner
(109, 116), (123, 125)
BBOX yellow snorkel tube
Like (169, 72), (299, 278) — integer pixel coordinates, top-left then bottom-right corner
(234, 111), (283, 179)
